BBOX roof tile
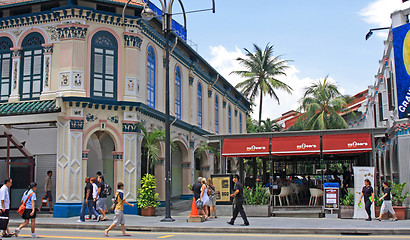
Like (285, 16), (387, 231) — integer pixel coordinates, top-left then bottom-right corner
(0, 100), (60, 116)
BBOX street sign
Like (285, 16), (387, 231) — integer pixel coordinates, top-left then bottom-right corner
(324, 182), (339, 210)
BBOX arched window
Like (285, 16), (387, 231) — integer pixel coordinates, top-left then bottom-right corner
(215, 95), (219, 133)
(175, 66), (181, 119)
(147, 46), (156, 108)
(91, 31), (117, 99)
(198, 82), (202, 128)
(239, 113), (242, 134)
(20, 33), (44, 100)
(228, 105), (232, 134)
(0, 37), (12, 102)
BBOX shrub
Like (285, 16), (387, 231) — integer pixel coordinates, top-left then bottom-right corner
(340, 190), (354, 206)
(389, 181), (409, 206)
(137, 173), (160, 209)
(243, 183), (269, 205)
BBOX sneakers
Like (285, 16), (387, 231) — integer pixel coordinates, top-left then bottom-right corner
(31, 233), (39, 238)
(97, 215), (102, 222)
(14, 229), (20, 237)
(227, 221), (234, 225)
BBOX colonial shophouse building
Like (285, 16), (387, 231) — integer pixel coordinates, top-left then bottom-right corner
(0, 0), (250, 217)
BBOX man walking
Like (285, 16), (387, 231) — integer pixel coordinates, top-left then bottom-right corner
(0, 179), (13, 237)
(78, 177), (101, 222)
(227, 175), (249, 226)
(96, 175), (107, 221)
(45, 171), (53, 213)
(192, 177), (204, 216)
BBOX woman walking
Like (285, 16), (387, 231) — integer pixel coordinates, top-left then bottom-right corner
(104, 182), (134, 237)
(207, 178), (217, 218)
(359, 179), (374, 221)
(200, 178), (209, 220)
(376, 181), (398, 221)
(15, 182), (39, 238)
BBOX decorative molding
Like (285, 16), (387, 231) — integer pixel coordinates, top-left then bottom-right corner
(56, 23), (88, 40)
(43, 56), (51, 88)
(125, 76), (137, 96)
(189, 76), (194, 86)
(12, 60), (18, 90)
(235, 110), (238, 117)
(71, 108), (83, 117)
(124, 33), (143, 49)
(72, 71), (84, 88)
(12, 50), (21, 58)
(85, 113), (98, 123)
(223, 101), (227, 108)
(113, 154), (123, 160)
(107, 115), (119, 124)
(182, 163), (190, 168)
(70, 119), (84, 130)
(189, 141), (195, 149)
(208, 89), (212, 98)
(122, 123), (140, 133)
(59, 72), (70, 87)
(43, 45), (53, 54)
(44, 25), (59, 42)
(124, 112), (137, 121)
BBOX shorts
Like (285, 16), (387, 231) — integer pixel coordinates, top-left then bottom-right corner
(0, 209), (9, 217)
(22, 209), (37, 219)
(112, 210), (125, 225)
(96, 198), (106, 211)
(380, 200), (395, 215)
(46, 191), (53, 202)
(208, 195), (216, 207)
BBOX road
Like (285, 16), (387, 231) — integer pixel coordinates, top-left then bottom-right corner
(8, 228), (410, 240)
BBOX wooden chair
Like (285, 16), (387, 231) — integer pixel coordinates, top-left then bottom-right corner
(309, 188), (324, 206)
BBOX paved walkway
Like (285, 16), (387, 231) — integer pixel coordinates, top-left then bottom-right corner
(7, 212), (410, 235)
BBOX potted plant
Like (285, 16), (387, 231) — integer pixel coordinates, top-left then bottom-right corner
(390, 181), (409, 220)
(137, 173), (160, 216)
(242, 183), (271, 217)
(340, 190), (354, 219)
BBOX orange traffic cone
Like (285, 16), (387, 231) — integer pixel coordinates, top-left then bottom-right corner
(189, 198), (199, 217)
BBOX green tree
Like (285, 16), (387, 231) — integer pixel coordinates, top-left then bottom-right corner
(291, 76), (350, 130)
(246, 115), (259, 133)
(232, 43), (293, 125)
(257, 118), (282, 132)
(138, 123), (165, 174)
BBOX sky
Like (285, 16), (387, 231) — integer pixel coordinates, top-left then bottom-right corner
(169, 0), (410, 120)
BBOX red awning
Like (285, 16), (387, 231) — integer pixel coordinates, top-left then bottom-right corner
(322, 133), (372, 155)
(222, 138), (270, 157)
(271, 135), (320, 156)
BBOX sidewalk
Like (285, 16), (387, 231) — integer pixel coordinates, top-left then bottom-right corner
(7, 211), (410, 235)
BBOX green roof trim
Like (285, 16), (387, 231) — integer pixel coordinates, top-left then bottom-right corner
(0, 100), (60, 116)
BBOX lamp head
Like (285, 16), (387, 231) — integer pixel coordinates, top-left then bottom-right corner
(141, 4), (155, 21)
(365, 30), (373, 40)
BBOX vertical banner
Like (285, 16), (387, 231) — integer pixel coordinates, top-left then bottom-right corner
(353, 167), (375, 219)
(392, 23), (410, 119)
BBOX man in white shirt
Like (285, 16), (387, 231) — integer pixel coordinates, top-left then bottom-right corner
(0, 178), (13, 237)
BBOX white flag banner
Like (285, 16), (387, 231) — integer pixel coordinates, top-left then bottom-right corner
(353, 167), (375, 219)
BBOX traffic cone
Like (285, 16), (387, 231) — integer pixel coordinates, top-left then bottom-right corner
(189, 198), (199, 217)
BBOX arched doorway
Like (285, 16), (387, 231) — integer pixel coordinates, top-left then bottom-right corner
(86, 131), (115, 198)
(194, 149), (207, 181)
(171, 144), (183, 197)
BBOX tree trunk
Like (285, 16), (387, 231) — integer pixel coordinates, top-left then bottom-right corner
(258, 87), (263, 126)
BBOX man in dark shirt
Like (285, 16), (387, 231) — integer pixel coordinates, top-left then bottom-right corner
(97, 176), (107, 220)
(227, 175), (249, 226)
(78, 177), (100, 222)
(192, 177), (204, 215)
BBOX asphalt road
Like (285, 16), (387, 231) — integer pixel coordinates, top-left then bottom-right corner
(7, 228), (410, 240)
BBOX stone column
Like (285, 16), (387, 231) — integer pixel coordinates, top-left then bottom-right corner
(122, 121), (141, 201)
(9, 48), (21, 102)
(112, 151), (123, 197)
(155, 158), (165, 201)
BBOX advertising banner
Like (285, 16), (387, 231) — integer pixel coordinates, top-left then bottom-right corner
(271, 135), (320, 156)
(222, 138), (270, 157)
(353, 167), (375, 219)
(392, 23), (410, 119)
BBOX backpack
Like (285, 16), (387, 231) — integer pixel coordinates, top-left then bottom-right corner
(103, 183), (112, 196)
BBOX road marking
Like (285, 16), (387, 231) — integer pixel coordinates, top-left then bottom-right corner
(157, 235), (174, 238)
(20, 234), (155, 240)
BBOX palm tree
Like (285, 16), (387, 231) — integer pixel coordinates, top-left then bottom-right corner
(138, 122), (165, 174)
(232, 43), (293, 125)
(257, 118), (282, 132)
(291, 76), (351, 130)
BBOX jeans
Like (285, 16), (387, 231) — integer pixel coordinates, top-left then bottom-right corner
(80, 199), (100, 222)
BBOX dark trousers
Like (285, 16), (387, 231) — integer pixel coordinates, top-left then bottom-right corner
(230, 199), (249, 224)
(365, 200), (372, 219)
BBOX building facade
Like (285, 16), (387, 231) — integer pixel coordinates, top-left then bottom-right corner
(0, 0), (250, 217)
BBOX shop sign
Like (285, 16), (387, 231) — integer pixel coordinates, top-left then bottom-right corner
(324, 182), (339, 210)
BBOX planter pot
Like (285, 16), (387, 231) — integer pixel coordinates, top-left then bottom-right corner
(394, 206), (406, 220)
(141, 207), (156, 216)
(243, 205), (270, 217)
(339, 206), (354, 219)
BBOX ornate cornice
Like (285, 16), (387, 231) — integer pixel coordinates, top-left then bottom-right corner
(56, 23), (88, 40)
(124, 32), (143, 49)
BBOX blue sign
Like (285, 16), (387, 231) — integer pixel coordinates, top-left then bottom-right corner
(148, 2), (187, 41)
(392, 23), (410, 119)
(324, 182), (339, 188)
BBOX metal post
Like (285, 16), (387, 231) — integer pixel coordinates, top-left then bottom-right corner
(161, 12), (174, 222)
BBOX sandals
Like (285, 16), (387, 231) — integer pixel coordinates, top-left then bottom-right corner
(392, 218), (398, 221)
(104, 229), (109, 237)
(2, 233), (14, 238)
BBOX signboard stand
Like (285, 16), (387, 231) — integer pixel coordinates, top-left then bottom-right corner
(211, 174), (233, 205)
(324, 182), (339, 218)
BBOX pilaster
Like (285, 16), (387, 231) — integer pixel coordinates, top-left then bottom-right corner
(9, 48), (21, 102)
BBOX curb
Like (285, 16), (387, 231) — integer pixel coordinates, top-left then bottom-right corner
(8, 222), (410, 235)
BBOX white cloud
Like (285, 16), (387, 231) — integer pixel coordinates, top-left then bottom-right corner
(360, 0), (410, 38)
(207, 45), (343, 121)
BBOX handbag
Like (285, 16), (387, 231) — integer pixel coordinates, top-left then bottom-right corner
(41, 196), (49, 207)
(17, 192), (34, 215)
(196, 199), (203, 209)
(0, 215), (9, 231)
(110, 193), (119, 211)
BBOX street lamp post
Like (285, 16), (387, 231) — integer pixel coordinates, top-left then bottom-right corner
(122, 0), (215, 222)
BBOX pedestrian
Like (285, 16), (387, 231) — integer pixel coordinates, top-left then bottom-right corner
(78, 177), (101, 223)
(104, 182), (134, 237)
(90, 178), (99, 220)
(376, 181), (398, 221)
(96, 175), (108, 221)
(227, 175), (249, 226)
(200, 178), (209, 220)
(38, 170), (53, 213)
(359, 178), (374, 221)
(0, 178), (13, 237)
(207, 177), (217, 218)
(192, 177), (204, 216)
(15, 182), (39, 238)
